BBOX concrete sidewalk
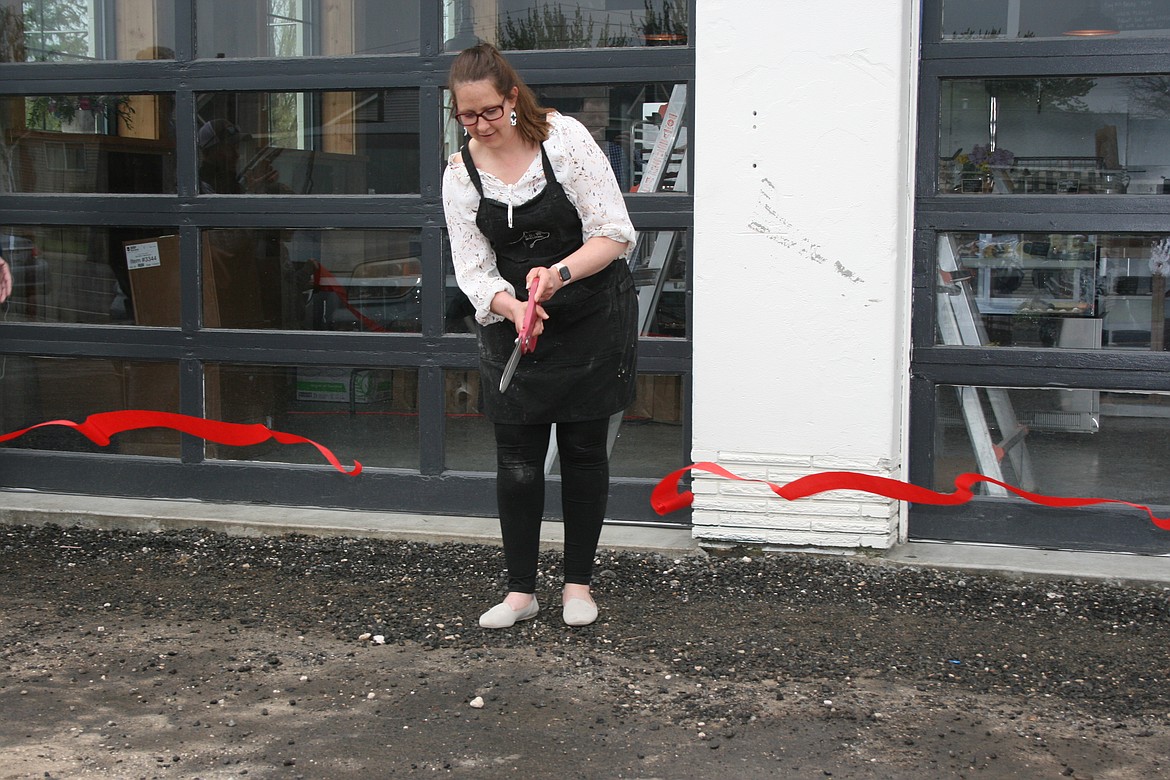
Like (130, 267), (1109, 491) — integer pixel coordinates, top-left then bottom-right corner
(2, 490), (1169, 586)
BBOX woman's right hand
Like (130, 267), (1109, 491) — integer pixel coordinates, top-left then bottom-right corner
(491, 290), (547, 338)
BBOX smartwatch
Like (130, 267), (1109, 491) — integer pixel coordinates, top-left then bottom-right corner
(553, 262), (571, 284)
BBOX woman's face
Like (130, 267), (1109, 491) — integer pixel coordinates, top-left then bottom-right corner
(453, 80), (517, 147)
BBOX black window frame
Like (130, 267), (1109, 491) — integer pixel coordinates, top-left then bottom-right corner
(0, 0), (695, 525)
(910, 1), (1170, 552)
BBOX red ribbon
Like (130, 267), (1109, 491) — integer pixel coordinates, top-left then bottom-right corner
(0, 410), (361, 475)
(653, 462), (1170, 530)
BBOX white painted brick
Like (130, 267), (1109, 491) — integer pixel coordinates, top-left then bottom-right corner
(811, 455), (892, 471)
(720, 452), (813, 468)
(859, 501), (899, 519)
(809, 519), (889, 534)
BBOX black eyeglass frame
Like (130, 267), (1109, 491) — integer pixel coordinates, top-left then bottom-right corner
(453, 103), (506, 127)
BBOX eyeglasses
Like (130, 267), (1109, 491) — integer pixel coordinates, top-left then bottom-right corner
(454, 103), (506, 127)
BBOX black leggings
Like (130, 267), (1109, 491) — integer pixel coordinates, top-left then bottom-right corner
(494, 417), (611, 593)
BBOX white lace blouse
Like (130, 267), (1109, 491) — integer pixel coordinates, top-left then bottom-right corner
(442, 111), (637, 325)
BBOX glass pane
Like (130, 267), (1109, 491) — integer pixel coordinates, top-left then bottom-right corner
(441, 369), (683, 479)
(935, 385), (1170, 508)
(629, 229), (687, 338)
(942, 0), (1170, 41)
(0, 225), (178, 324)
(196, 0), (419, 58)
(443, 368), (491, 470)
(196, 90), (418, 195)
(207, 364), (418, 469)
(939, 76), (1170, 196)
(937, 231), (1170, 352)
(443, 0), (688, 51)
(611, 372), (683, 478)
(1, 1), (176, 62)
(201, 228), (420, 331)
(0, 356), (179, 455)
(1, 93), (177, 193)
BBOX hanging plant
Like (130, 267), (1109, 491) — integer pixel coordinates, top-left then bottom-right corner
(27, 94), (135, 130)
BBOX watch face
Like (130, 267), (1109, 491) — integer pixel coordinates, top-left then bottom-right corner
(557, 265), (571, 282)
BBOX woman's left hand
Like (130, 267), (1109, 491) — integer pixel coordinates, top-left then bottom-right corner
(525, 265), (563, 304)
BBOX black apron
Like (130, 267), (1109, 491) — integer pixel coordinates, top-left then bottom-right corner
(462, 143), (637, 425)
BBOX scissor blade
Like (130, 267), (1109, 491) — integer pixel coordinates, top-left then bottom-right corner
(499, 339), (522, 392)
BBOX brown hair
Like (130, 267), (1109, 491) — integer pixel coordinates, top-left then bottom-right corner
(448, 43), (551, 146)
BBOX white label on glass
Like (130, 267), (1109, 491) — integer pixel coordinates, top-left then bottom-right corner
(125, 241), (162, 270)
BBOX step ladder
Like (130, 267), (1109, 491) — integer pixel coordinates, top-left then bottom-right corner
(936, 235), (1036, 494)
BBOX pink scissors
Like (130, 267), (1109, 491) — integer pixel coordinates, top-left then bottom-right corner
(499, 279), (540, 392)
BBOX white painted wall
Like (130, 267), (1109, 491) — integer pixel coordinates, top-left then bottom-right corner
(690, 1), (918, 548)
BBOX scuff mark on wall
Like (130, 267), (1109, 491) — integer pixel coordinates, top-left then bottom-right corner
(747, 177), (864, 284)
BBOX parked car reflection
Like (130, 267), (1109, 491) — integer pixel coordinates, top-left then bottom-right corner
(310, 256), (422, 332)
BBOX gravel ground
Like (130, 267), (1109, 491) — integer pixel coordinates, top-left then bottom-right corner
(3, 522), (1170, 779)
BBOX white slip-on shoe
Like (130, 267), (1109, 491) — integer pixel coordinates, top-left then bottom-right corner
(479, 597), (539, 629)
(562, 597), (598, 627)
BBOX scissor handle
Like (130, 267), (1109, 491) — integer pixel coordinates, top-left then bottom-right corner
(519, 279), (540, 354)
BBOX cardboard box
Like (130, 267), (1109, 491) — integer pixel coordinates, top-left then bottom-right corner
(296, 367), (392, 403)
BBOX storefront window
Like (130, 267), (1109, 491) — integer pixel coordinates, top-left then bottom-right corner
(195, 90), (418, 195)
(195, 0), (419, 58)
(0, 225), (179, 324)
(0, 0), (176, 62)
(442, 369), (683, 479)
(937, 231), (1170, 352)
(935, 385), (1170, 508)
(0, 356), (179, 455)
(941, 1), (1170, 41)
(197, 228), (420, 331)
(207, 364), (418, 469)
(1, 93), (177, 194)
(939, 76), (1170, 196)
(442, 0), (688, 51)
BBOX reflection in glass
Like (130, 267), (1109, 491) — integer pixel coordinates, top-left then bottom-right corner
(201, 228), (421, 331)
(442, 369), (683, 480)
(1, 94), (177, 193)
(941, 0), (1170, 41)
(195, 0), (420, 58)
(939, 76), (1170, 196)
(0, 356), (179, 455)
(196, 89), (419, 194)
(207, 364), (418, 468)
(937, 232), (1170, 352)
(443, 0), (688, 50)
(935, 386), (1170, 507)
(0, 225), (179, 325)
(0, 0), (176, 62)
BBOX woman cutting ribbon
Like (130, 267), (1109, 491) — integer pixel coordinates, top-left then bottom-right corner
(442, 43), (638, 629)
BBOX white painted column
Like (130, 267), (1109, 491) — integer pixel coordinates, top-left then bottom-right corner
(689, 0), (918, 548)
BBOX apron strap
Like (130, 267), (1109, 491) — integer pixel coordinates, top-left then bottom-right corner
(539, 142), (555, 182)
(462, 142), (554, 198)
(461, 143), (484, 196)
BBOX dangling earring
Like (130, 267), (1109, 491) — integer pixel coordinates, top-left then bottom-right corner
(509, 110), (517, 127)
(463, 127), (469, 138)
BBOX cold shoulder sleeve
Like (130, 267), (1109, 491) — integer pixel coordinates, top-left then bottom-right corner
(441, 152), (513, 326)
